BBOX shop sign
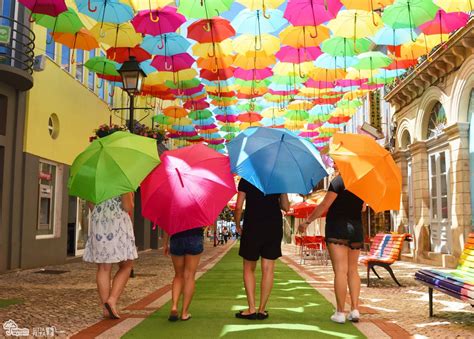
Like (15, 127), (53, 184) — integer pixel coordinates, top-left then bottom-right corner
(0, 25), (11, 44)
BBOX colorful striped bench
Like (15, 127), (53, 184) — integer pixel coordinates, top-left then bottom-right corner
(359, 233), (410, 287)
(415, 232), (474, 316)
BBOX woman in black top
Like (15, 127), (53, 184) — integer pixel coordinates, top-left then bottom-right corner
(299, 173), (365, 324)
(234, 178), (290, 320)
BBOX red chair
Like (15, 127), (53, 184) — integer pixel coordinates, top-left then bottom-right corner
(300, 235), (329, 265)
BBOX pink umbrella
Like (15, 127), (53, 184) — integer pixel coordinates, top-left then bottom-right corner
(184, 100), (210, 110)
(141, 144), (236, 235)
(197, 123), (219, 129)
(304, 79), (334, 88)
(19, 0), (67, 17)
(206, 139), (225, 144)
(151, 53), (195, 72)
(276, 46), (322, 63)
(419, 10), (469, 36)
(299, 131), (320, 138)
(307, 122), (323, 129)
(234, 67), (273, 81)
(171, 85), (204, 96)
(131, 6), (186, 36)
(284, 0), (342, 27)
(216, 114), (238, 123)
(268, 89), (299, 96)
(336, 79), (367, 87)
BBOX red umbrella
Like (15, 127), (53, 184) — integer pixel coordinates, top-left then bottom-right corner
(187, 17), (236, 43)
(183, 100), (210, 110)
(328, 116), (351, 124)
(141, 144), (236, 235)
(131, 6), (186, 36)
(106, 45), (151, 63)
(97, 73), (122, 82)
(19, 0), (67, 17)
(237, 112), (263, 123)
(151, 53), (195, 72)
(200, 67), (234, 81)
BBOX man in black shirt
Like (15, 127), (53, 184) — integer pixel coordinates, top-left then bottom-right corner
(234, 178), (290, 320)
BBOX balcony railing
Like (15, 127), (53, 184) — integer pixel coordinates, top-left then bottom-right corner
(0, 15), (35, 74)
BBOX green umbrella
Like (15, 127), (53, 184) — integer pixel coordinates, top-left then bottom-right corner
(152, 114), (172, 125)
(382, 0), (438, 32)
(68, 131), (160, 204)
(207, 143), (225, 151)
(33, 7), (84, 34)
(237, 102), (264, 111)
(220, 125), (240, 132)
(165, 78), (201, 89)
(271, 75), (307, 85)
(224, 133), (236, 140)
(189, 110), (213, 120)
(353, 51), (393, 70)
(234, 79), (271, 88)
(337, 99), (363, 109)
(85, 56), (120, 76)
(321, 37), (373, 57)
(368, 76), (397, 85)
(178, 0), (233, 19)
(285, 110), (309, 121)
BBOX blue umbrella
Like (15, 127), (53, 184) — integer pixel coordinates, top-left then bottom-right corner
(315, 53), (359, 69)
(213, 107), (238, 115)
(193, 117), (216, 125)
(371, 26), (419, 46)
(309, 104), (335, 115)
(232, 9), (287, 34)
(76, 0), (133, 24)
(261, 117), (285, 126)
(141, 33), (191, 56)
(227, 127), (328, 194)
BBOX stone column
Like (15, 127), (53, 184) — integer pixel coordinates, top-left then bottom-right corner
(445, 122), (471, 259)
(392, 150), (409, 231)
(408, 141), (430, 259)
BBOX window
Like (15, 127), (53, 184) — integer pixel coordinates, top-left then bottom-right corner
(37, 161), (58, 237)
(61, 44), (70, 72)
(88, 49), (95, 90)
(428, 150), (450, 253)
(48, 113), (59, 139)
(407, 160), (415, 251)
(401, 130), (411, 149)
(75, 49), (84, 82)
(99, 51), (105, 99)
(426, 102), (447, 139)
(107, 83), (114, 105)
(45, 29), (55, 60)
(468, 90), (474, 228)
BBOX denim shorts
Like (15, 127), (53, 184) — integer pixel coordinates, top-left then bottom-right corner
(170, 235), (204, 256)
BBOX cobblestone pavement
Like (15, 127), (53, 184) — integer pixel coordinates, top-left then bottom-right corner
(282, 244), (474, 339)
(0, 239), (226, 337)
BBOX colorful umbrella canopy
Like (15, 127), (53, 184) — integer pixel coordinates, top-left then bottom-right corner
(68, 131), (160, 204)
(19, 0), (67, 16)
(85, 56), (120, 75)
(227, 127), (328, 194)
(433, 0), (473, 13)
(90, 22), (142, 48)
(329, 133), (402, 212)
(419, 10), (469, 35)
(140, 144), (236, 235)
(284, 0), (343, 26)
(141, 33), (191, 55)
(327, 9), (382, 39)
(382, 0), (439, 30)
(131, 6), (185, 36)
(32, 7), (84, 34)
(187, 17), (236, 43)
(232, 9), (287, 34)
(178, 0), (234, 19)
(76, 0), (134, 24)
(106, 45), (151, 62)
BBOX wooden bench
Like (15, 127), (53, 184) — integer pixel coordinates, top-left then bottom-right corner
(415, 232), (474, 316)
(359, 233), (410, 287)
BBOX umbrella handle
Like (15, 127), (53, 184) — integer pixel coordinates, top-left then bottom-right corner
(262, 1), (271, 19)
(203, 22), (211, 32)
(208, 43), (216, 57)
(109, 85), (115, 98)
(97, 78), (103, 89)
(370, 1), (378, 27)
(212, 59), (218, 73)
(165, 61), (173, 71)
(157, 36), (165, 49)
(149, 10), (160, 23)
(310, 26), (318, 39)
(88, 0), (97, 13)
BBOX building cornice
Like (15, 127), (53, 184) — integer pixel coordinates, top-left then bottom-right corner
(408, 140), (428, 156)
(445, 122), (470, 141)
(385, 19), (474, 110)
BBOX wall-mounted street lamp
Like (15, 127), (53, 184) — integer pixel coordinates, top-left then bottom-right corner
(118, 56), (146, 133)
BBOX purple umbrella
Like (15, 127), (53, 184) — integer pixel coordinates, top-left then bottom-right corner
(151, 53), (195, 72)
(276, 45), (322, 63)
(19, 0), (67, 17)
(131, 6), (186, 36)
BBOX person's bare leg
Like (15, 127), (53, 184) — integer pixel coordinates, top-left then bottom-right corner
(107, 260), (134, 317)
(97, 264), (112, 317)
(328, 243), (349, 313)
(170, 255), (185, 314)
(347, 248), (361, 311)
(258, 258), (275, 314)
(242, 259), (257, 314)
(181, 254), (202, 319)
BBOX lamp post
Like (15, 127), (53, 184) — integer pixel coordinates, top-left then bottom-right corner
(118, 56), (146, 133)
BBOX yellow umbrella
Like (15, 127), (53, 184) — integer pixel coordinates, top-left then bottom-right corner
(273, 62), (315, 76)
(145, 72), (166, 85)
(240, 122), (263, 130)
(287, 100), (314, 110)
(236, 0), (285, 10)
(329, 133), (402, 212)
(234, 52), (276, 69)
(155, 69), (198, 82)
(90, 22), (142, 48)
(261, 107), (287, 118)
(238, 86), (267, 96)
(327, 10), (381, 39)
(341, 0), (394, 11)
(342, 90), (369, 100)
(206, 85), (237, 92)
(285, 120), (305, 130)
(279, 25), (330, 48)
(211, 98), (238, 106)
(192, 39), (233, 58)
(233, 34), (280, 55)
(433, 0), (472, 13)
(345, 68), (379, 80)
(309, 67), (347, 82)
(129, 0), (173, 10)
(197, 56), (234, 70)
(298, 87), (334, 97)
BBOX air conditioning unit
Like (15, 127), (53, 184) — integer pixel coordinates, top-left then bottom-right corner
(33, 54), (46, 72)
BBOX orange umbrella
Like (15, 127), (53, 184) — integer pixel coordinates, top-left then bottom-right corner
(197, 56), (234, 70)
(163, 106), (188, 118)
(52, 28), (99, 63)
(329, 133), (401, 212)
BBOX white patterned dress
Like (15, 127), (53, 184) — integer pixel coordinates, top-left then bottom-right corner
(83, 197), (138, 263)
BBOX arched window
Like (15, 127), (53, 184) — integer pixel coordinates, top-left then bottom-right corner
(426, 102), (447, 139)
(400, 130), (411, 149)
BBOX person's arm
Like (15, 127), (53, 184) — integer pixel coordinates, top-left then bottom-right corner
(234, 191), (246, 235)
(361, 203), (367, 212)
(298, 191), (338, 233)
(121, 192), (134, 213)
(163, 231), (170, 256)
(279, 193), (290, 212)
(87, 202), (95, 211)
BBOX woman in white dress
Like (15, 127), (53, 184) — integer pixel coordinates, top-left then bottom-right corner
(83, 192), (137, 319)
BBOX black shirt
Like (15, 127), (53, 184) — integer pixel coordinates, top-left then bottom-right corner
(171, 227), (204, 239)
(326, 176), (363, 223)
(238, 178), (282, 228)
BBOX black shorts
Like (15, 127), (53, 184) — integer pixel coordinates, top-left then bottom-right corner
(325, 216), (363, 250)
(239, 224), (283, 261)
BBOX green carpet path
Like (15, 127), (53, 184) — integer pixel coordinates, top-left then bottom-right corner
(124, 247), (365, 338)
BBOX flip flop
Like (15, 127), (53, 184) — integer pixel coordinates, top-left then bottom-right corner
(168, 310), (179, 322)
(181, 314), (192, 321)
(257, 311), (269, 320)
(104, 303), (120, 319)
(235, 311), (257, 320)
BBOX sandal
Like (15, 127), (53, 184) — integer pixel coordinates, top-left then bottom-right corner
(181, 314), (192, 321)
(257, 311), (269, 320)
(235, 310), (257, 320)
(104, 303), (120, 319)
(168, 310), (179, 322)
